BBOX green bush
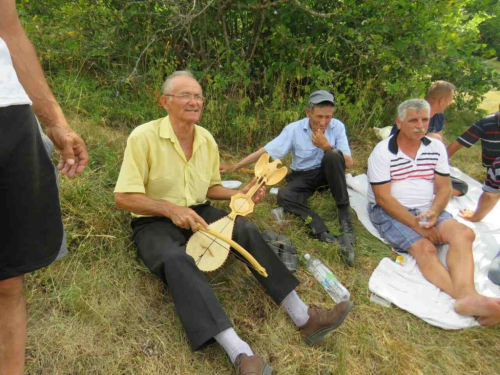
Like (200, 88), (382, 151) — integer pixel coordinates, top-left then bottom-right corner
(19, 0), (499, 149)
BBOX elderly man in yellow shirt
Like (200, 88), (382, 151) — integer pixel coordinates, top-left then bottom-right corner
(114, 71), (352, 374)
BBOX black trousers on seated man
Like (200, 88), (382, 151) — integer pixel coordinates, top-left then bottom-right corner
(132, 203), (300, 351)
(277, 149), (349, 236)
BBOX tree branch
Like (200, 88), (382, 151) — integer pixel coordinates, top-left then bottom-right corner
(222, 14), (231, 52)
(234, 0), (291, 10)
(293, 0), (338, 18)
(248, 8), (266, 63)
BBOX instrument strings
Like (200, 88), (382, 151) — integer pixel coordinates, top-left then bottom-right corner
(195, 230), (256, 270)
(196, 175), (267, 265)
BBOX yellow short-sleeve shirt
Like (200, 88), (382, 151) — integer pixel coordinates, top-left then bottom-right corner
(114, 116), (222, 217)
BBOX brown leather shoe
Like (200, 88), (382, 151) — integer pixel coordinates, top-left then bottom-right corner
(235, 354), (273, 375)
(299, 301), (353, 346)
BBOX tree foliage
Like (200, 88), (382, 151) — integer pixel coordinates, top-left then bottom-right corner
(18, 0), (499, 148)
(472, 0), (500, 60)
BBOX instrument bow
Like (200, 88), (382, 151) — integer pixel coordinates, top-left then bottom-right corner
(186, 153), (287, 277)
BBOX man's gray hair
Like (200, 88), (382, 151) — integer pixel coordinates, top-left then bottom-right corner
(307, 101), (334, 111)
(161, 70), (195, 95)
(397, 98), (430, 119)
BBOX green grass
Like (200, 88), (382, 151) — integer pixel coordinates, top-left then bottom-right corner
(23, 109), (500, 374)
(479, 60), (500, 114)
(486, 59), (500, 72)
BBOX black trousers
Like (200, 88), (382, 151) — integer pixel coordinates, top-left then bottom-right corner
(0, 105), (63, 280)
(132, 203), (300, 351)
(277, 149), (349, 235)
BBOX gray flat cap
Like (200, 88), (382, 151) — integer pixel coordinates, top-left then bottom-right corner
(308, 90), (334, 105)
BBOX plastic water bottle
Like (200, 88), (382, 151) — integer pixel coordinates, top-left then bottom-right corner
(304, 253), (350, 303)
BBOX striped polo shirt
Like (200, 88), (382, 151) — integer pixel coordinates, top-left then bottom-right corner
(456, 112), (500, 167)
(367, 131), (450, 210)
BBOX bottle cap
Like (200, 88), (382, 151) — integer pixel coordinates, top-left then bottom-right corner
(304, 253), (310, 260)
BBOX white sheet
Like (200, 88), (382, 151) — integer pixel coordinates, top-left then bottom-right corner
(346, 168), (500, 329)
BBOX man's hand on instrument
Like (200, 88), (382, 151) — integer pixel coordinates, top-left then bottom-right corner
(169, 206), (209, 232)
(311, 129), (332, 151)
(242, 177), (266, 204)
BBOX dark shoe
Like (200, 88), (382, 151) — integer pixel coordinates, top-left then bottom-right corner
(338, 234), (355, 267)
(451, 176), (468, 197)
(235, 354), (273, 375)
(261, 230), (278, 243)
(279, 251), (298, 273)
(299, 301), (353, 346)
(275, 235), (298, 272)
(316, 232), (338, 244)
(280, 244), (297, 255)
(276, 234), (292, 247)
(339, 219), (356, 246)
(268, 242), (281, 257)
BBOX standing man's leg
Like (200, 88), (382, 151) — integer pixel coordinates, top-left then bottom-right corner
(0, 276), (26, 375)
(0, 106), (64, 375)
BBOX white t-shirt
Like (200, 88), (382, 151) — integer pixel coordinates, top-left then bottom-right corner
(0, 37), (32, 107)
(367, 133), (450, 211)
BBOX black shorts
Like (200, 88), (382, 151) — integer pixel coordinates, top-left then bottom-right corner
(0, 105), (64, 280)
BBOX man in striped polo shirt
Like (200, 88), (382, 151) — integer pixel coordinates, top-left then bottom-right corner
(367, 99), (500, 327)
(447, 108), (500, 222)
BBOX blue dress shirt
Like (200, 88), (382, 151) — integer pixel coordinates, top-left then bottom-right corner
(264, 117), (351, 171)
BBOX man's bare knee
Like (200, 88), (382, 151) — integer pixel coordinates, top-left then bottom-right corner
(462, 227), (475, 242)
(441, 220), (475, 244)
(409, 239), (437, 260)
(0, 276), (24, 299)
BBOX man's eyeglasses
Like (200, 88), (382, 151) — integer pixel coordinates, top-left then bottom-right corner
(165, 93), (205, 102)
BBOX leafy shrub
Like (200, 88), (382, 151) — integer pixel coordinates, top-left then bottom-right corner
(19, 0), (499, 149)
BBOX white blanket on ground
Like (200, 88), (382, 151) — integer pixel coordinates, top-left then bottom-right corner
(346, 167), (500, 329)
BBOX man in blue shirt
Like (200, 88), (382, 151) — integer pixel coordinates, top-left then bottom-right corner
(222, 91), (356, 266)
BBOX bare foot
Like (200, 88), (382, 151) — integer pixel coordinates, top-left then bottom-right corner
(454, 295), (500, 327)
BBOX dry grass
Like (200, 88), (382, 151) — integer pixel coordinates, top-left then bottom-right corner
(23, 112), (500, 375)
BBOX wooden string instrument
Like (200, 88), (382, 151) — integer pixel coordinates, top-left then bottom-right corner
(186, 153), (287, 277)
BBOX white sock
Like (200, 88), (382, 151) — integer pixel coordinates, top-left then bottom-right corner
(281, 290), (310, 327)
(214, 328), (253, 364)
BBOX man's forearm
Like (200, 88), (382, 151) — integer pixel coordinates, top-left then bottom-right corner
(447, 141), (463, 159)
(430, 176), (452, 215)
(470, 192), (500, 221)
(206, 185), (238, 200)
(0, 9), (68, 128)
(429, 188), (451, 216)
(376, 194), (420, 229)
(115, 193), (173, 217)
(233, 147), (267, 171)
